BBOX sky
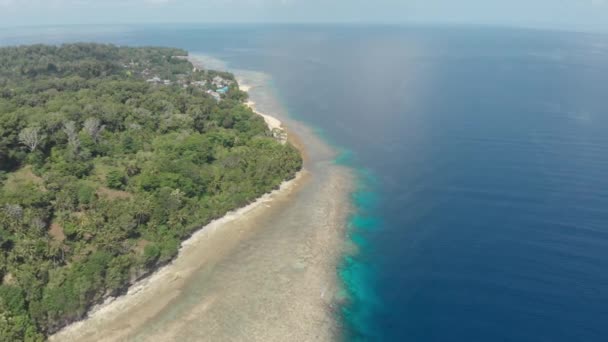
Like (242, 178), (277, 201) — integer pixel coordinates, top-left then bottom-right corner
(0, 0), (607, 32)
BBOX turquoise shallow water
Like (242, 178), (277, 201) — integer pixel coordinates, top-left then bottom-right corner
(340, 171), (382, 341)
(4, 25), (608, 341)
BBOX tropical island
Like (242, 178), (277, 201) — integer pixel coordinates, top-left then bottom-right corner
(0, 44), (302, 340)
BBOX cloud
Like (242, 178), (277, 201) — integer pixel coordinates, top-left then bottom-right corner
(0, 0), (175, 7)
(143, 0), (173, 4)
(0, 0), (17, 6)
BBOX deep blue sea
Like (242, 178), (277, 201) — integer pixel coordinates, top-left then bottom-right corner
(3, 25), (608, 341)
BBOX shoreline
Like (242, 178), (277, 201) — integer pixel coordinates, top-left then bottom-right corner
(239, 83), (281, 130)
(49, 172), (306, 341)
(240, 81), (290, 144)
(51, 55), (354, 341)
(50, 62), (305, 341)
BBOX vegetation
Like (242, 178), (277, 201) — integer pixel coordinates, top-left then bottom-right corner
(0, 43), (301, 340)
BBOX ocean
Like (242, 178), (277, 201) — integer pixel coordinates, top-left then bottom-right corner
(3, 24), (608, 341)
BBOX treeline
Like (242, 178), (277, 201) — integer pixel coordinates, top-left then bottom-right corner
(0, 44), (301, 340)
(0, 44), (188, 80)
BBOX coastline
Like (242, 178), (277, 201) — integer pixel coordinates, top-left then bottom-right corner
(240, 83), (283, 132)
(49, 173), (306, 341)
(50, 55), (354, 341)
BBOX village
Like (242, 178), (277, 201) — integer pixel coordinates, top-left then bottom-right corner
(145, 73), (234, 102)
(138, 58), (288, 144)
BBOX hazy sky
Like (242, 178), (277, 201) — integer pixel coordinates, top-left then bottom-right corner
(0, 0), (607, 32)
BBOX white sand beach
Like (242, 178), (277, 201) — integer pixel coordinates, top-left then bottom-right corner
(240, 82), (284, 132)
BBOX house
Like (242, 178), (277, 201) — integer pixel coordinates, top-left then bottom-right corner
(206, 89), (221, 102)
(212, 76), (234, 88)
(146, 77), (172, 86)
(192, 80), (207, 87)
(212, 76), (224, 87)
(146, 76), (161, 84)
(216, 86), (229, 94)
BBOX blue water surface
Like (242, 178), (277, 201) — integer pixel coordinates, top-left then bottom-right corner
(3, 24), (608, 341)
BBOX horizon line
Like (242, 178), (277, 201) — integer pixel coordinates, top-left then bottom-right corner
(0, 21), (606, 37)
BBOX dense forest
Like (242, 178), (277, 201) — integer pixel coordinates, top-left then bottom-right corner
(0, 44), (302, 340)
